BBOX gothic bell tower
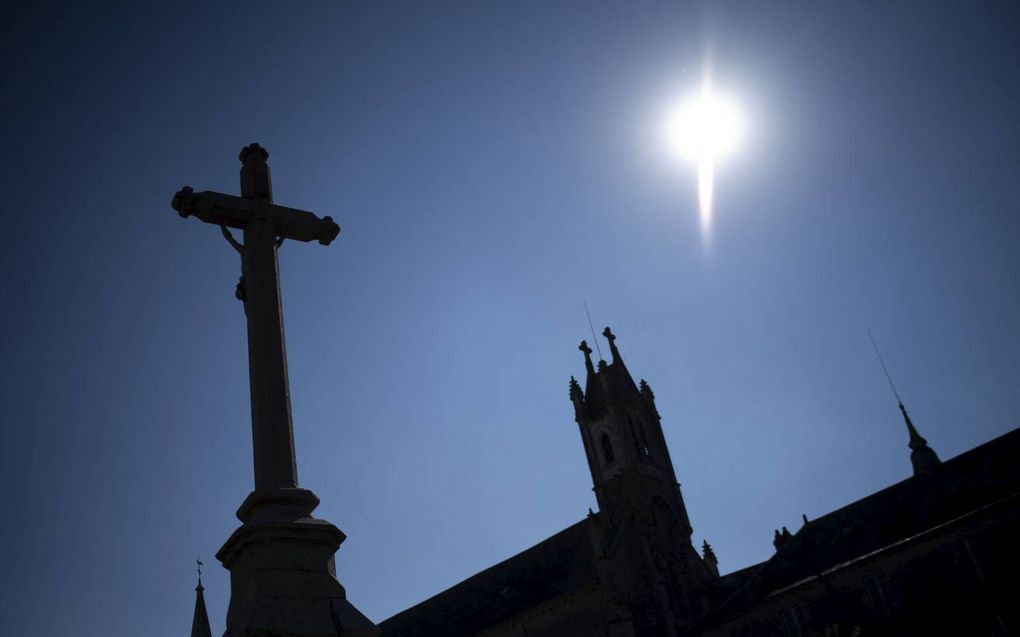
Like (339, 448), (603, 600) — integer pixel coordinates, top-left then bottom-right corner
(570, 328), (714, 636)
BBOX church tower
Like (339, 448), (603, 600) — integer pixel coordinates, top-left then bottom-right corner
(570, 328), (714, 636)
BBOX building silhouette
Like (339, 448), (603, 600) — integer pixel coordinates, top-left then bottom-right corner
(186, 327), (1018, 636)
(375, 329), (1019, 636)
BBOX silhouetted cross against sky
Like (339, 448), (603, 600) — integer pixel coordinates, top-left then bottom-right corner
(172, 144), (339, 495)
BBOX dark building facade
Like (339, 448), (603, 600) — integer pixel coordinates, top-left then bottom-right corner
(379, 329), (1019, 636)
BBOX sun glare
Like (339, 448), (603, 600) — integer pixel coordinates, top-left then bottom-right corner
(664, 78), (744, 240)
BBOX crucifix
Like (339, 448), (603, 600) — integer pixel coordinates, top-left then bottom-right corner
(172, 145), (378, 637)
(172, 143), (339, 495)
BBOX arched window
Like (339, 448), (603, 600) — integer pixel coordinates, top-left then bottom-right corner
(600, 432), (615, 465)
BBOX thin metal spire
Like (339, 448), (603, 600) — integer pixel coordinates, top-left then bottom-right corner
(868, 329), (903, 406)
(867, 329), (941, 474)
(584, 301), (604, 361)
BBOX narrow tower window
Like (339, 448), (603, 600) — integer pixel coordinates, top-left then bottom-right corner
(628, 417), (652, 461)
(601, 433), (615, 465)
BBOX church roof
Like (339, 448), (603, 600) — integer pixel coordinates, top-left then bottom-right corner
(703, 426), (1020, 626)
(380, 518), (596, 636)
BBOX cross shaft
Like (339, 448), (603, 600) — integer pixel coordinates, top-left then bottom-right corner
(172, 143), (338, 494)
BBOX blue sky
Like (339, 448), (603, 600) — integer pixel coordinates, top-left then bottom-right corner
(1, 2), (1019, 634)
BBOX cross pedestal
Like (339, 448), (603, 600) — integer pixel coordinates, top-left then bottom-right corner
(173, 144), (377, 636)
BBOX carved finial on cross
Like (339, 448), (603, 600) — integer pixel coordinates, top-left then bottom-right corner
(197, 556), (203, 578)
(579, 340), (592, 356)
(239, 143), (269, 163)
(602, 326), (615, 343)
(239, 142), (272, 201)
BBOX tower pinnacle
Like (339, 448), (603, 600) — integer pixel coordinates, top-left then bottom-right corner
(190, 559), (213, 637)
(603, 326), (621, 363)
(579, 340), (595, 377)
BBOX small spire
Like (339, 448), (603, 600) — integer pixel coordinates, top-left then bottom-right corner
(639, 379), (660, 418)
(868, 330), (941, 475)
(191, 558), (213, 637)
(579, 340), (595, 376)
(569, 376), (585, 421)
(702, 540), (715, 558)
(603, 327), (621, 364)
(639, 379), (654, 399)
(900, 403), (941, 474)
(569, 376), (583, 401)
(701, 540), (720, 577)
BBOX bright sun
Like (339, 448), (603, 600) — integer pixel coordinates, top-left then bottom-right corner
(664, 78), (744, 239)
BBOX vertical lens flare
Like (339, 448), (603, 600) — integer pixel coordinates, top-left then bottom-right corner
(698, 159), (713, 238)
(664, 77), (744, 245)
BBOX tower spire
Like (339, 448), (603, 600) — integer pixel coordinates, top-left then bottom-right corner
(191, 558), (213, 637)
(867, 330), (941, 475)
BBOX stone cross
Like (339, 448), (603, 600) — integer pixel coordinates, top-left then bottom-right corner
(172, 143), (339, 494)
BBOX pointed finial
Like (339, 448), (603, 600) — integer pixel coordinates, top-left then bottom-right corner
(570, 376), (583, 397)
(190, 557), (213, 637)
(639, 379), (660, 418)
(569, 376), (585, 420)
(639, 379), (653, 398)
(701, 540), (719, 572)
(579, 340), (595, 376)
(900, 403), (941, 473)
(899, 403), (926, 448)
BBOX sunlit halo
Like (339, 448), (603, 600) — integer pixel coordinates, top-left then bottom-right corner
(664, 79), (744, 239)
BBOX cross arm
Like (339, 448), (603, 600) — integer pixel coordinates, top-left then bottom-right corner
(172, 187), (340, 245)
(172, 187), (255, 230)
(271, 205), (340, 245)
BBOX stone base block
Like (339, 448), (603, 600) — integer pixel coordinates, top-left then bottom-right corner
(217, 491), (378, 637)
